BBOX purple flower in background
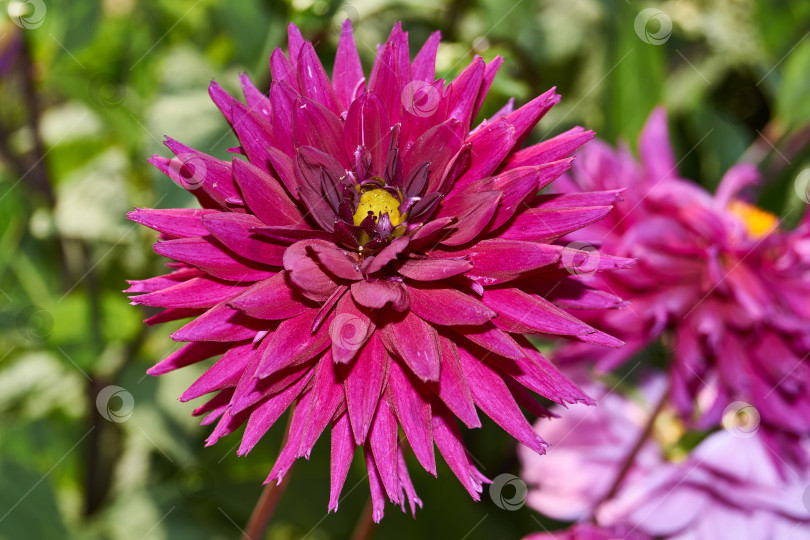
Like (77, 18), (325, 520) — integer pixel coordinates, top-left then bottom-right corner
(127, 21), (632, 519)
(520, 378), (810, 539)
(526, 523), (648, 540)
(555, 108), (810, 467)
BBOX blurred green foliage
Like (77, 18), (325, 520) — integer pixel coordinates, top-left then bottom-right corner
(1, 0), (809, 538)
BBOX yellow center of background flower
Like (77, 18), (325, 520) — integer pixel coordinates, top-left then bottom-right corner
(353, 189), (402, 227)
(727, 200), (778, 239)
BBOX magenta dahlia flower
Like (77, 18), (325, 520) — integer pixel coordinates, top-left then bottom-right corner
(127, 21), (631, 519)
(520, 377), (810, 539)
(554, 108), (810, 467)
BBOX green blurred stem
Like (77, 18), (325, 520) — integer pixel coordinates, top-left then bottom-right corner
(349, 499), (376, 540)
(242, 413), (295, 540)
(745, 119), (810, 179)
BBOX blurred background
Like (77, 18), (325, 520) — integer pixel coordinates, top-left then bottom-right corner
(1, 0), (809, 538)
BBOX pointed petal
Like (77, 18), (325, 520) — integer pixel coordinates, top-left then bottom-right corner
(333, 20), (365, 110)
(388, 362), (436, 475)
(380, 313), (441, 382)
(344, 333), (388, 444)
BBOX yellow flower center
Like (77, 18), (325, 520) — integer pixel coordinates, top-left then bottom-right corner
(353, 189), (402, 227)
(727, 200), (778, 239)
(653, 409), (688, 463)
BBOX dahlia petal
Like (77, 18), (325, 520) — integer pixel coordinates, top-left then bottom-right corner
(368, 42), (402, 124)
(381, 313), (441, 382)
(232, 158), (303, 227)
(396, 256), (472, 281)
(503, 127), (594, 170)
(510, 339), (593, 405)
(406, 217), (457, 250)
(501, 205), (613, 243)
(266, 145), (299, 197)
(328, 413), (354, 512)
(411, 30), (440, 83)
(147, 341), (232, 376)
(432, 402), (482, 499)
(351, 280), (409, 311)
(344, 92), (391, 176)
(534, 280), (628, 310)
(455, 323), (525, 360)
(483, 288), (595, 337)
(573, 329), (625, 348)
(407, 284), (495, 326)
(457, 347), (547, 454)
(131, 276), (243, 309)
(231, 100), (275, 172)
(283, 239), (340, 302)
(532, 189), (624, 209)
(265, 389), (312, 484)
(445, 239), (560, 284)
(161, 138), (240, 207)
(124, 267), (202, 294)
(154, 238), (273, 282)
(230, 348), (311, 414)
(269, 81), (298, 155)
(330, 293), (375, 364)
(172, 302), (262, 342)
(454, 118), (515, 190)
(434, 337), (480, 428)
(505, 88), (560, 145)
(227, 271), (312, 320)
(402, 119), (465, 192)
(255, 309), (331, 378)
(386, 22), (411, 89)
(144, 307), (201, 325)
(397, 445), (423, 516)
(638, 106), (677, 183)
(295, 146), (344, 231)
(309, 242), (363, 280)
(473, 56), (503, 119)
(436, 191), (501, 246)
(193, 387), (234, 418)
(287, 22), (305, 65)
(400, 79), (448, 146)
(127, 207), (216, 238)
(312, 284), (347, 332)
(238, 370), (310, 455)
(715, 162), (761, 207)
(206, 407), (250, 446)
(299, 353), (344, 457)
(333, 20), (364, 110)
(388, 361), (436, 475)
(344, 333), (388, 443)
(251, 225), (331, 244)
(297, 42), (341, 115)
(504, 378), (555, 418)
(269, 48), (299, 91)
(403, 161), (429, 199)
(181, 341), (256, 402)
(239, 73), (271, 119)
(369, 398), (400, 502)
(202, 213), (286, 266)
(208, 80), (236, 125)
(487, 160), (574, 230)
(363, 236), (409, 274)
(365, 446), (389, 522)
(445, 57), (485, 130)
(293, 96), (349, 168)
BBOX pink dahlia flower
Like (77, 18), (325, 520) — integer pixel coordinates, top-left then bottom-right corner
(127, 21), (631, 519)
(520, 378), (810, 539)
(554, 108), (810, 467)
